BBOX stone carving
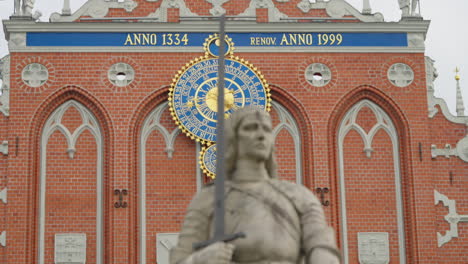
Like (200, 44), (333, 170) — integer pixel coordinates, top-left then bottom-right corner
(0, 231), (5, 247)
(157, 233), (179, 264)
(298, 0), (383, 22)
(108, 63), (135, 87)
(425, 56), (438, 117)
(0, 188), (6, 204)
(305, 63), (332, 87)
(431, 141), (468, 163)
(50, 0), (138, 22)
(148, 0), (198, 22)
(8, 33), (26, 49)
(55, 233), (86, 264)
(0, 55), (10, 116)
(408, 33), (425, 48)
(0, 141), (8, 155)
(387, 63), (414, 87)
(22, 63), (49, 88)
(398, 0), (419, 17)
(434, 190), (468, 247)
(14, 0), (35, 16)
(205, 0), (231, 16)
(238, 0), (289, 22)
(358, 232), (390, 264)
(170, 107), (340, 264)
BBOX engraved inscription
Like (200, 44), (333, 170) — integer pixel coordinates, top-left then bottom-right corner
(55, 233), (86, 264)
(358, 232), (389, 264)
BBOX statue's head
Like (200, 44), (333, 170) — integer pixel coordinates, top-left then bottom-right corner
(225, 106), (277, 180)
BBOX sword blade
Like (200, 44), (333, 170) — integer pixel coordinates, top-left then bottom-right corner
(214, 14), (226, 240)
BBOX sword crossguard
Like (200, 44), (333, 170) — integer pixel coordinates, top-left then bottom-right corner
(193, 232), (246, 251)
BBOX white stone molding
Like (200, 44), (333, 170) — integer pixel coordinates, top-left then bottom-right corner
(425, 56), (438, 117)
(407, 33), (425, 49)
(0, 188), (6, 204)
(139, 102), (181, 264)
(54, 233), (87, 264)
(271, 101), (303, 184)
(431, 139), (468, 162)
(8, 33), (26, 49)
(425, 56), (468, 126)
(0, 141), (8, 155)
(238, 0), (289, 22)
(156, 233), (179, 264)
(297, 0), (384, 22)
(39, 100), (103, 264)
(0, 231), (5, 247)
(147, 0), (198, 22)
(338, 100), (406, 264)
(0, 55), (10, 116)
(434, 190), (468, 247)
(358, 232), (390, 264)
(50, 0), (138, 22)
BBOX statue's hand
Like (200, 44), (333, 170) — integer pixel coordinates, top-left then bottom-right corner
(309, 248), (340, 264)
(193, 242), (235, 264)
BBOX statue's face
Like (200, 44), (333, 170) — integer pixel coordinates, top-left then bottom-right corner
(236, 112), (273, 161)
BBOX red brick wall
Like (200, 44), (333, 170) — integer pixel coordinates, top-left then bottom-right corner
(0, 44), (466, 264)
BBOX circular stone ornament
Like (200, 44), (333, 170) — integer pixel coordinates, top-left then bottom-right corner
(305, 63), (332, 87)
(200, 144), (217, 179)
(108, 63), (135, 87)
(387, 63), (414, 87)
(169, 55), (271, 145)
(22, 63), (49, 88)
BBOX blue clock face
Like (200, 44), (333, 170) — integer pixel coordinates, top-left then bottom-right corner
(200, 144), (217, 179)
(170, 57), (268, 143)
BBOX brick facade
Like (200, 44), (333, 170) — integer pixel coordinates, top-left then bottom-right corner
(1, 1), (467, 263)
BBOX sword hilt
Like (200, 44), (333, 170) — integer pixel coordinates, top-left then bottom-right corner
(193, 232), (246, 251)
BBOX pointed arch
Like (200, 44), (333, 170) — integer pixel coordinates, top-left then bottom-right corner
(270, 84), (315, 186)
(127, 86), (171, 264)
(28, 86), (113, 264)
(328, 85), (418, 264)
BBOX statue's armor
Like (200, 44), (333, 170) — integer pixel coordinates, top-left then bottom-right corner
(170, 179), (337, 264)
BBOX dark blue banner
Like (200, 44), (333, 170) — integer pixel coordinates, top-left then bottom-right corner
(26, 32), (407, 47)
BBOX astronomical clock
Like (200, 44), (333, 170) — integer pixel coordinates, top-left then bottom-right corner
(169, 34), (271, 178)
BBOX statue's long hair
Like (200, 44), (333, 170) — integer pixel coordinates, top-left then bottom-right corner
(224, 106), (278, 180)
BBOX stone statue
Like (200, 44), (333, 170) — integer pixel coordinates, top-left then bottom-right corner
(170, 107), (341, 264)
(399, 0), (418, 17)
(14, 0), (35, 16)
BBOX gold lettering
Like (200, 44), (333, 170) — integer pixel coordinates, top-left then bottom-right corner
(150, 34), (157, 45)
(255, 37), (260, 45)
(134, 33), (141, 45)
(298, 34), (305, 45)
(251, 37), (256, 45)
(289, 34), (297, 45)
(143, 34), (150, 45)
(306, 34), (313, 45)
(280, 34), (289, 45)
(124, 34), (134, 46)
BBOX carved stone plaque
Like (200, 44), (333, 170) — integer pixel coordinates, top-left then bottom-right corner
(358, 232), (389, 264)
(55, 233), (86, 264)
(156, 233), (179, 264)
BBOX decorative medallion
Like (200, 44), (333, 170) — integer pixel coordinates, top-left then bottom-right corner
(305, 63), (332, 87)
(388, 63), (414, 87)
(200, 144), (217, 179)
(169, 34), (271, 145)
(22, 63), (49, 88)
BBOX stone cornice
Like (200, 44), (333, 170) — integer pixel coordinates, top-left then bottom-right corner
(2, 20), (430, 38)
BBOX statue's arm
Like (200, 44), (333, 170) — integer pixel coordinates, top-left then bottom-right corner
(169, 188), (235, 264)
(292, 185), (341, 263)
